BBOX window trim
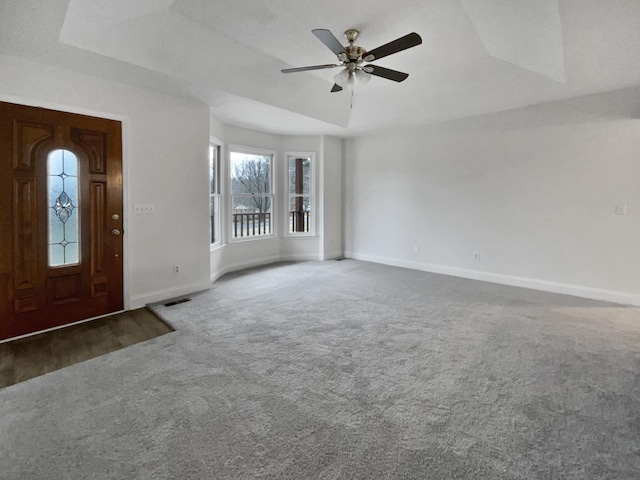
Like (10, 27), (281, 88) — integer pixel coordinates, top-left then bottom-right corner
(284, 151), (316, 238)
(209, 139), (223, 249)
(228, 144), (276, 243)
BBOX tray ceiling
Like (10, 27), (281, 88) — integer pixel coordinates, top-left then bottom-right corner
(1, 0), (639, 135)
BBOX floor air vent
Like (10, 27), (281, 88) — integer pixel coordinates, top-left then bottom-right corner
(163, 298), (191, 307)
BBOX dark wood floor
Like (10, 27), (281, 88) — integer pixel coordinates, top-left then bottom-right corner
(0, 308), (173, 389)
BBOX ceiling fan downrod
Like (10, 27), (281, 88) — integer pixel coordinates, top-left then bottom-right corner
(343, 29), (366, 70)
(334, 29), (371, 91)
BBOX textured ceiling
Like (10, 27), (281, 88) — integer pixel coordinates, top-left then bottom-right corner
(1, 0), (639, 136)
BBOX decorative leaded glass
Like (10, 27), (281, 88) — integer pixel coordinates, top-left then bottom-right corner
(48, 149), (80, 266)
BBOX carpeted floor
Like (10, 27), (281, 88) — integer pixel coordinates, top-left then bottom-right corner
(1, 260), (639, 479)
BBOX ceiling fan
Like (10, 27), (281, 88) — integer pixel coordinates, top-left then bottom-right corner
(281, 28), (422, 93)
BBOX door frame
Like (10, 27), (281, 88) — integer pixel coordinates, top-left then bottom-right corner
(0, 94), (131, 333)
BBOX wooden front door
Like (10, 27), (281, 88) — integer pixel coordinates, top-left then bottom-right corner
(0, 102), (124, 341)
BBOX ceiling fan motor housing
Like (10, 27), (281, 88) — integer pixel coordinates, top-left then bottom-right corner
(345, 46), (366, 65)
(344, 30), (366, 69)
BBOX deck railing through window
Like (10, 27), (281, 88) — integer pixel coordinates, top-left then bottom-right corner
(289, 211), (310, 233)
(232, 212), (271, 238)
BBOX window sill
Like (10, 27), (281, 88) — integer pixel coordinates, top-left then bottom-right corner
(283, 234), (318, 239)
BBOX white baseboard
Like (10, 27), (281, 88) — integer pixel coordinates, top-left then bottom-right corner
(129, 281), (213, 309)
(211, 253), (322, 282)
(321, 250), (343, 261)
(210, 268), (227, 284)
(344, 251), (640, 307)
(210, 255), (281, 283)
(280, 253), (319, 262)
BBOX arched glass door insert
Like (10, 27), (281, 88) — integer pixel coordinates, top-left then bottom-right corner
(47, 149), (80, 267)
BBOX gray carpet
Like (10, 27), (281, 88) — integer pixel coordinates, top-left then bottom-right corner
(1, 260), (639, 479)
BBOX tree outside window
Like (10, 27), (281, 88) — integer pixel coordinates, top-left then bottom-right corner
(230, 150), (273, 239)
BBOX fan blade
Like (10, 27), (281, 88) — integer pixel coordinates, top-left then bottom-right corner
(330, 83), (343, 93)
(365, 65), (409, 82)
(281, 64), (341, 73)
(312, 29), (347, 56)
(363, 32), (422, 62)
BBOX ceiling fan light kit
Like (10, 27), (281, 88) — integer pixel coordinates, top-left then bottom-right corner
(333, 66), (371, 90)
(281, 28), (422, 94)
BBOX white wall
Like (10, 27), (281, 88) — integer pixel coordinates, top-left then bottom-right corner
(320, 136), (343, 260)
(1, 54), (212, 309)
(344, 88), (640, 305)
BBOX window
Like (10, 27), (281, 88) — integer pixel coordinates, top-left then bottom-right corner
(230, 147), (274, 239)
(286, 153), (314, 235)
(48, 149), (80, 266)
(209, 143), (221, 246)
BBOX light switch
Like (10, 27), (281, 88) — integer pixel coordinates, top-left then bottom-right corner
(134, 204), (155, 215)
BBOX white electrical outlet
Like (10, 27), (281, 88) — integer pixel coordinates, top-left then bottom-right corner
(412, 245), (419, 254)
(173, 265), (180, 274)
(615, 204), (627, 216)
(473, 251), (480, 261)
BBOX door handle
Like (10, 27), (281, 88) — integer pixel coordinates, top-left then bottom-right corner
(111, 229), (121, 236)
